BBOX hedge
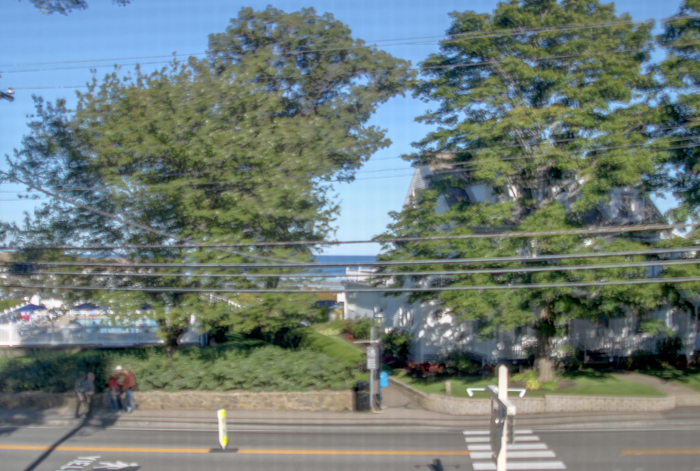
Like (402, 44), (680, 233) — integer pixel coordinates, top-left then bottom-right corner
(0, 345), (356, 393)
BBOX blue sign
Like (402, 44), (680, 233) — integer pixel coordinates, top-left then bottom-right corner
(380, 371), (389, 388)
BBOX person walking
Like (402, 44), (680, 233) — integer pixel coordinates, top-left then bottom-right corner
(117, 365), (136, 413)
(74, 371), (87, 418)
(107, 373), (122, 413)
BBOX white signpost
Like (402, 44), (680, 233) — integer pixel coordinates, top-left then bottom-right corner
(489, 365), (516, 471)
(217, 409), (228, 450)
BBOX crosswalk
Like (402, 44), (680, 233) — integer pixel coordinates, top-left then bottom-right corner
(463, 430), (566, 471)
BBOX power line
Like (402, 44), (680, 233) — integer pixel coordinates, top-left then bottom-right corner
(4, 246), (699, 270)
(2, 139), (694, 199)
(1, 223), (693, 251)
(5, 276), (700, 294)
(22, 258), (700, 279)
(0, 18), (655, 73)
(0, 170), (294, 265)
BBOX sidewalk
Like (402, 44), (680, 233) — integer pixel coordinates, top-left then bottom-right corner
(623, 372), (700, 406)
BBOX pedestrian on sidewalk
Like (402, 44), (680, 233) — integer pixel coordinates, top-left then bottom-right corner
(107, 373), (122, 413)
(74, 371), (87, 418)
(83, 372), (96, 417)
(117, 365), (137, 413)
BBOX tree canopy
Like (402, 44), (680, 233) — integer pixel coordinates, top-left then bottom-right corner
(24, 0), (131, 15)
(2, 7), (413, 345)
(376, 0), (676, 367)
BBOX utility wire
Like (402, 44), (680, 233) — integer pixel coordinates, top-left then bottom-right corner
(1, 223), (694, 251)
(5, 276), (700, 294)
(21, 258), (700, 279)
(0, 170), (294, 264)
(0, 18), (659, 72)
(2, 139), (694, 197)
(4, 246), (699, 270)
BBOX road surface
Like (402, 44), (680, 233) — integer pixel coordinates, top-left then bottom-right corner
(2, 416), (700, 471)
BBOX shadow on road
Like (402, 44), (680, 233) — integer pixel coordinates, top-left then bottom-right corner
(22, 411), (119, 471)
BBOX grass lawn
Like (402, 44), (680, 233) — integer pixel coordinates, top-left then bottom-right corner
(637, 367), (700, 393)
(394, 369), (664, 398)
(0, 300), (22, 311)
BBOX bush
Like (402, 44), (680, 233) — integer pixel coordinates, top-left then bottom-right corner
(340, 318), (374, 340)
(0, 346), (356, 393)
(512, 369), (560, 391)
(657, 336), (683, 364)
(382, 329), (413, 364)
(440, 352), (481, 376)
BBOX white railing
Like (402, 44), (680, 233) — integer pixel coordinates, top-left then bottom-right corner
(0, 324), (206, 347)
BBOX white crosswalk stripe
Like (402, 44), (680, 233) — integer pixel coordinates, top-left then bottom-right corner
(466, 436), (540, 443)
(468, 444), (548, 452)
(464, 430), (534, 435)
(472, 462), (566, 470)
(464, 428), (566, 471)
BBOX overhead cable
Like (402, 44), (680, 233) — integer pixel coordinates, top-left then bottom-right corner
(22, 258), (700, 279)
(4, 246), (699, 270)
(1, 223), (694, 251)
(0, 170), (294, 264)
(5, 276), (700, 293)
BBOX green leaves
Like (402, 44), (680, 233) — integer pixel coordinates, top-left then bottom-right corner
(379, 0), (672, 347)
(5, 7), (413, 344)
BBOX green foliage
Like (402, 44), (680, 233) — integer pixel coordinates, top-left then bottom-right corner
(512, 369), (559, 392)
(0, 346), (355, 393)
(657, 0), (700, 222)
(293, 327), (364, 365)
(340, 318), (374, 340)
(25, 0), (130, 16)
(377, 0), (667, 356)
(382, 329), (413, 363)
(0, 300), (22, 311)
(2, 6), (413, 346)
(657, 336), (683, 363)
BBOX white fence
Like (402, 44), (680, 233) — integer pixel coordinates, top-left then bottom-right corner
(0, 323), (206, 347)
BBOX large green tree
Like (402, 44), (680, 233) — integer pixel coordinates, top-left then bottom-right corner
(377, 0), (670, 377)
(657, 1), (700, 222)
(3, 7), (413, 346)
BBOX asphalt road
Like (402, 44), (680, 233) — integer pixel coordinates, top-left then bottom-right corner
(2, 419), (700, 471)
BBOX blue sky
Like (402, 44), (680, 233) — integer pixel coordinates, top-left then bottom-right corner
(0, 0), (683, 255)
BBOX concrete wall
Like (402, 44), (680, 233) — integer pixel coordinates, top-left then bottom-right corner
(388, 378), (676, 415)
(0, 390), (354, 412)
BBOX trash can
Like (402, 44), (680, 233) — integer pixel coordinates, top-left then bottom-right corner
(355, 381), (370, 412)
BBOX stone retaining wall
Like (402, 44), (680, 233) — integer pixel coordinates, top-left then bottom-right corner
(0, 390), (353, 412)
(388, 377), (676, 415)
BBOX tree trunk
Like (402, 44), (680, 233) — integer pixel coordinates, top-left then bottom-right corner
(535, 317), (556, 382)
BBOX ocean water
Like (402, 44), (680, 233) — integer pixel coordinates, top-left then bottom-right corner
(314, 255), (377, 276)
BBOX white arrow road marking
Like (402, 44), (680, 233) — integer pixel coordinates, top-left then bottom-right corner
(468, 444), (548, 452)
(92, 461), (139, 470)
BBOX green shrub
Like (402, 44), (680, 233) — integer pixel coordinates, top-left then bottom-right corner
(440, 352), (480, 376)
(382, 329), (413, 363)
(512, 368), (560, 391)
(0, 346), (355, 393)
(657, 336), (683, 363)
(339, 318), (374, 339)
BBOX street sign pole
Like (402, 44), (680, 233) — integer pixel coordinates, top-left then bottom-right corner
(217, 409), (228, 450)
(496, 365), (508, 471)
(486, 365), (515, 471)
(369, 326), (377, 412)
